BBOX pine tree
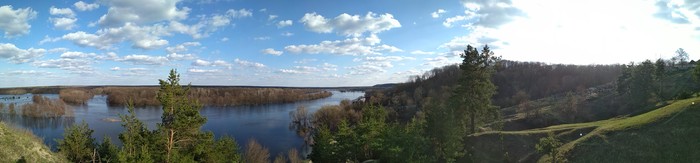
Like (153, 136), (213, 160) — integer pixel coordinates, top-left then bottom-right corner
(118, 101), (152, 162)
(56, 121), (95, 162)
(97, 136), (119, 163)
(451, 44), (499, 134)
(156, 69), (207, 162)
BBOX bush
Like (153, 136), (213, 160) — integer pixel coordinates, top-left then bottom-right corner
(59, 89), (94, 105)
(22, 95), (72, 118)
(244, 139), (270, 163)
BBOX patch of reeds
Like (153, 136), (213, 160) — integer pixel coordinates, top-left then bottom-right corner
(59, 88), (94, 105)
(21, 95), (73, 118)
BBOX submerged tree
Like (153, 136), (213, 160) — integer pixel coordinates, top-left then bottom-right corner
(451, 44), (500, 134)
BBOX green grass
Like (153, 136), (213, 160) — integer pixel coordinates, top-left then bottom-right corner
(467, 97), (700, 162)
(0, 122), (67, 162)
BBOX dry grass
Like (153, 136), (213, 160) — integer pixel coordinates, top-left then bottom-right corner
(59, 89), (94, 105)
(0, 122), (67, 162)
(21, 95), (73, 118)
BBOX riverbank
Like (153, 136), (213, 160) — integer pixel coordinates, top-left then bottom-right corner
(0, 122), (66, 162)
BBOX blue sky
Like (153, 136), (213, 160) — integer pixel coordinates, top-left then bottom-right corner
(0, 0), (699, 87)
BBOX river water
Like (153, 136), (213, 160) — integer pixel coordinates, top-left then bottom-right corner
(0, 90), (364, 157)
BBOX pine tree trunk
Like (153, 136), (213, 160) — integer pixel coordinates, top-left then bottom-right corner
(167, 129), (175, 163)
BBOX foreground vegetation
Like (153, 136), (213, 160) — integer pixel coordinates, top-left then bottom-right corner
(0, 122), (66, 162)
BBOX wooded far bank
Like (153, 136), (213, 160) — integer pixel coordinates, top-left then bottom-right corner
(0, 85), (375, 107)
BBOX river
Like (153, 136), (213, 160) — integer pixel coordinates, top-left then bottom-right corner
(0, 90), (364, 157)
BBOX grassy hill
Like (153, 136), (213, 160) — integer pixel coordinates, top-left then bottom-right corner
(0, 122), (66, 162)
(466, 96), (700, 162)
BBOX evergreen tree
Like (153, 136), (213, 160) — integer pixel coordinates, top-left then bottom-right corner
(308, 125), (337, 162)
(425, 98), (464, 162)
(97, 137), (119, 163)
(204, 135), (241, 163)
(156, 69), (207, 162)
(629, 60), (657, 109)
(118, 101), (152, 162)
(451, 44), (499, 134)
(56, 121), (96, 162)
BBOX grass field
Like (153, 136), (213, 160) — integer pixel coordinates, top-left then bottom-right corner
(467, 97), (700, 162)
(0, 122), (66, 162)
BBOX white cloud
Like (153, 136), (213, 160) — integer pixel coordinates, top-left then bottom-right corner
(284, 35), (401, 56)
(353, 56), (416, 62)
(49, 7), (77, 30)
(234, 58), (265, 68)
(51, 17), (78, 30)
(117, 55), (169, 65)
(277, 20), (293, 28)
(445, 0), (525, 28)
(60, 51), (97, 59)
(432, 9), (446, 18)
(4, 70), (52, 76)
(169, 10), (249, 39)
(320, 63), (338, 71)
(410, 50), (436, 55)
(253, 36), (270, 40)
(110, 67), (121, 71)
(281, 32), (294, 36)
(277, 69), (307, 74)
(192, 59), (232, 69)
(62, 23), (170, 50)
(423, 56), (456, 67)
(294, 58), (317, 64)
(0, 5), (37, 37)
(166, 42), (200, 53)
(299, 12), (401, 37)
(165, 42), (200, 60)
(98, 0), (190, 27)
(653, 0), (700, 24)
(188, 68), (222, 73)
(74, 1), (99, 11)
(261, 48), (283, 56)
(443, 15), (468, 28)
(0, 43), (45, 64)
(268, 15), (278, 20)
(192, 59), (211, 66)
(33, 58), (95, 74)
(347, 64), (386, 75)
(221, 37), (229, 42)
(226, 8), (253, 18)
(167, 53), (196, 61)
(49, 7), (75, 17)
(437, 0), (700, 65)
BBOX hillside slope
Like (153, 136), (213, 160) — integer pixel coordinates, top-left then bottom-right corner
(466, 97), (700, 162)
(0, 122), (66, 162)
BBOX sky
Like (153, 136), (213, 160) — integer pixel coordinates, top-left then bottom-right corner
(0, 0), (699, 87)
